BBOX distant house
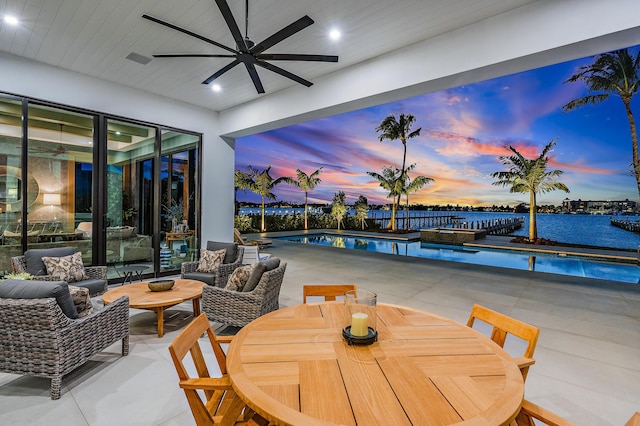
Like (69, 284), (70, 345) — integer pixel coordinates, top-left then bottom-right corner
(562, 198), (637, 214)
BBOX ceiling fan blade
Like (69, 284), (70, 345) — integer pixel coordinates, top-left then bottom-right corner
(202, 59), (241, 85)
(153, 54), (236, 58)
(244, 62), (265, 93)
(256, 61), (312, 87)
(142, 14), (237, 54)
(214, 0), (249, 53)
(251, 15), (314, 55)
(258, 53), (339, 62)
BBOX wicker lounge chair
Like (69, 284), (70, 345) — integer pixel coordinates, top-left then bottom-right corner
(181, 242), (244, 287)
(12, 251), (108, 297)
(202, 259), (287, 327)
(0, 292), (129, 399)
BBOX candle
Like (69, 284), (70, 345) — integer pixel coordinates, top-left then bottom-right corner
(351, 312), (369, 337)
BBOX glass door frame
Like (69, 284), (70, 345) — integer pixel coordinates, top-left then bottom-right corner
(2, 92), (202, 280)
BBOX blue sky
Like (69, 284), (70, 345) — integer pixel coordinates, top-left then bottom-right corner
(236, 44), (640, 207)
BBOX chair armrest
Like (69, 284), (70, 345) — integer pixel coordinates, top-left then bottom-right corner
(216, 335), (234, 344)
(59, 296), (130, 361)
(179, 377), (232, 391)
(514, 357), (535, 369)
(520, 400), (575, 426)
(181, 261), (200, 275)
(84, 265), (107, 280)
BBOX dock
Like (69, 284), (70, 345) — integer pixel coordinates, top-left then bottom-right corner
(370, 212), (523, 235)
(610, 218), (640, 234)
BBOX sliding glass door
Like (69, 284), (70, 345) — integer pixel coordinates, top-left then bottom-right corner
(0, 93), (201, 281)
(106, 119), (156, 276)
(160, 130), (200, 273)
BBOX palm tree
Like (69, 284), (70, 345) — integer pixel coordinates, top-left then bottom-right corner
(491, 140), (570, 241)
(283, 167), (323, 230)
(330, 191), (347, 230)
(376, 113), (422, 220)
(234, 169), (253, 216)
(400, 165), (434, 231)
(245, 165), (288, 232)
(563, 48), (640, 197)
(367, 166), (403, 231)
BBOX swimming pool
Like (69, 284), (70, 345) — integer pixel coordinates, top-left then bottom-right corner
(277, 234), (640, 284)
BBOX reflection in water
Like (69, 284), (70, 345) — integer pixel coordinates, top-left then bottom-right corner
(354, 239), (368, 249)
(332, 237), (345, 248)
(528, 255), (536, 271)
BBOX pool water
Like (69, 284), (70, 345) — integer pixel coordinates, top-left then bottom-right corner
(278, 234), (640, 284)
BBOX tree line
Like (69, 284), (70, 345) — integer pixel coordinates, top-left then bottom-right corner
(236, 48), (640, 242)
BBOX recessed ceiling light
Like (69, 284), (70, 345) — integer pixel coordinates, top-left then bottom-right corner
(211, 84), (222, 92)
(329, 29), (341, 41)
(3, 15), (19, 26)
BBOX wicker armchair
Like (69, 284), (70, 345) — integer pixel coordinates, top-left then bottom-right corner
(181, 245), (244, 287)
(11, 255), (108, 296)
(0, 295), (129, 399)
(202, 261), (287, 327)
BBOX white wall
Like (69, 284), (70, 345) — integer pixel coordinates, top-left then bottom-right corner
(219, 0), (640, 138)
(0, 52), (234, 243)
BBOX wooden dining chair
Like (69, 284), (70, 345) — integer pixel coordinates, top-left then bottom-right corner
(511, 400), (575, 426)
(168, 313), (267, 426)
(626, 412), (640, 426)
(467, 304), (540, 381)
(302, 284), (357, 303)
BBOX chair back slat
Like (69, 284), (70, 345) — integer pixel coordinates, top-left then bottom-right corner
(467, 304), (540, 381)
(303, 284), (357, 303)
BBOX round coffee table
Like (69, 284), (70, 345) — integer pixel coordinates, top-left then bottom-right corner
(102, 279), (205, 337)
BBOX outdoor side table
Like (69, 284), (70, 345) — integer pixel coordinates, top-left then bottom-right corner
(116, 265), (149, 285)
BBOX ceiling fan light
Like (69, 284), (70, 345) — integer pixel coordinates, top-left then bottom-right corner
(3, 15), (19, 26)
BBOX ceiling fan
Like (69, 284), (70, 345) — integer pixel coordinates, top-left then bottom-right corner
(142, 0), (338, 94)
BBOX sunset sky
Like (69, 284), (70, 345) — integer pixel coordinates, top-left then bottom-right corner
(235, 44), (640, 207)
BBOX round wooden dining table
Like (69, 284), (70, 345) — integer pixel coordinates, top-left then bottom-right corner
(226, 302), (524, 426)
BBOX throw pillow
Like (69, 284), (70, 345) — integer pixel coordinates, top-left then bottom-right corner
(68, 285), (94, 318)
(225, 264), (254, 292)
(42, 252), (88, 283)
(24, 247), (75, 276)
(197, 249), (226, 273)
(206, 241), (238, 264)
(0, 279), (79, 319)
(242, 262), (267, 292)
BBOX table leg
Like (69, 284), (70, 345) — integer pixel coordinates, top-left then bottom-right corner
(123, 271), (133, 286)
(192, 297), (201, 317)
(157, 307), (165, 337)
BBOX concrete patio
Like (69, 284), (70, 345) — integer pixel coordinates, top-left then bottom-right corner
(0, 239), (638, 425)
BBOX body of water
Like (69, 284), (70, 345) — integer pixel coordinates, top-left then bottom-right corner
(238, 208), (640, 250)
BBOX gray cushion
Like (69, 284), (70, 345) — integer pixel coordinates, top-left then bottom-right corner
(182, 272), (216, 286)
(242, 263), (267, 292)
(24, 247), (75, 276)
(206, 241), (238, 264)
(0, 279), (79, 319)
(74, 279), (106, 296)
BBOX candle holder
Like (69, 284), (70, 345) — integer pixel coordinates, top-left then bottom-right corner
(342, 289), (378, 346)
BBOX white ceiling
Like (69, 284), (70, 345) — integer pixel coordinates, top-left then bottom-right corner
(0, 0), (536, 112)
